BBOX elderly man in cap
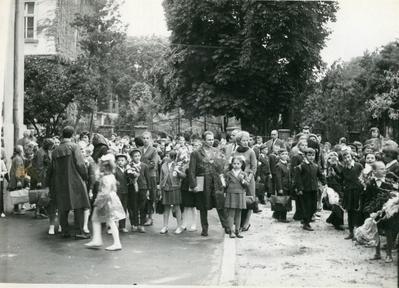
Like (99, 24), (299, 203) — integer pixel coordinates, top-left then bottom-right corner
(48, 126), (90, 239)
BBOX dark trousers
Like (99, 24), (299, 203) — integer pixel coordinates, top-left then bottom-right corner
(299, 190), (317, 225)
(347, 209), (358, 234)
(268, 175), (276, 197)
(117, 193), (128, 228)
(217, 208), (229, 229)
(0, 181), (4, 213)
(199, 209), (209, 232)
(59, 208), (84, 235)
(128, 189), (147, 226)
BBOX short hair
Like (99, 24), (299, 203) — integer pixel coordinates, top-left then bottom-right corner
(339, 137), (347, 144)
(278, 148), (288, 155)
(236, 131), (250, 145)
(364, 152), (376, 160)
(231, 129), (240, 136)
(372, 161), (385, 171)
(129, 149), (141, 157)
(142, 131), (152, 139)
(79, 131), (90, 140)
(229, 156), (246, 171)
(270, 130), (278, 135)
(202, 131), (214, 140)
(62, 126), (74, 138)
(304, 148), (316, 155)
(370, 127), (380, 134)
(134, 136), (144, 147)
(342, 149), (353, 158)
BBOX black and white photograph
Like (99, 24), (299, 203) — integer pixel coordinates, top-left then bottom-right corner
(0, 0), (398, 287)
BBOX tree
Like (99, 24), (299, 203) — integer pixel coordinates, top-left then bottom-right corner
(115, 36), (169, 129)
(160, 0), (337, 134)
(24, 56), (74, 137)
(301, 41), (399, 143)
(71, 0), (128, 131)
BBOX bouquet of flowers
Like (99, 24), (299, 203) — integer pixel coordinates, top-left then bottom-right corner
(126, 164), (141, 192)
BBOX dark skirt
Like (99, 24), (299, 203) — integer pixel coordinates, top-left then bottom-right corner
(181, 188), (196, 207)
(225, 192), (246, 209)
(162, 188), (182, 205)
(343, 187), (361, 211)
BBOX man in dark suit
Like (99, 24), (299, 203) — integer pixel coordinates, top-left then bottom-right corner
(127, 149), (150, 233)
(140, 131), (159, 226)
(265, 130), (285, 155)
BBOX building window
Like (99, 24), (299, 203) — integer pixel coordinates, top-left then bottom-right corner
(24, 2), (36, 39)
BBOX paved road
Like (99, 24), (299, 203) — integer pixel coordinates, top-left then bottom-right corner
(1, 203), (397, 287)
(0, 210), (224, 285)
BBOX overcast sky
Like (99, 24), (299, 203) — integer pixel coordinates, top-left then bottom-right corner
(120, 0), (399, 66)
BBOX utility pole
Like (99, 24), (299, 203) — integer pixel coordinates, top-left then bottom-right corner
(13, 0), (24, 144)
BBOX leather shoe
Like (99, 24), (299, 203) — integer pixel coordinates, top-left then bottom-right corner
(302, 225), (314, 231)
(241, 224), (251, 232)
(75, 233), (91, 240)
(344, 234), (353, 240)
(201, 230), (208, 237)
(370, 254), (381, 260)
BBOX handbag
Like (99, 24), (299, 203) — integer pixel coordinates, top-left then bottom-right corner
(29, 188), (50, 207)
(155, 200), (164, 214)
(9, 189), (29, 205)
(270, 195), (292, 212)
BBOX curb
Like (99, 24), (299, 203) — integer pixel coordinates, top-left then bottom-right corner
(218, 234), (237, 286)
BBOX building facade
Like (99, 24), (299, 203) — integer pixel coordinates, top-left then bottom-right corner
(24, 0), (96, 60)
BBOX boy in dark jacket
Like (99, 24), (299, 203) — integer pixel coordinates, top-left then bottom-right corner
(296, 148), (326, 231)
(115, 154), (129, 233)
(127, 149), (150, 233)
(268, 145), (280, 197)
(256, 144), (271, 204)
(273, 148), (291, 222)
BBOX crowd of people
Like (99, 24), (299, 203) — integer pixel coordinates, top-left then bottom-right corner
(0, 125), (398, 261)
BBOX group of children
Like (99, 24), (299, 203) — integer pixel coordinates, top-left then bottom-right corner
(1, 127), (398, 262)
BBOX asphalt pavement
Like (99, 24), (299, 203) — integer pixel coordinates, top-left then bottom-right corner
(0, 210), (225, 285)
